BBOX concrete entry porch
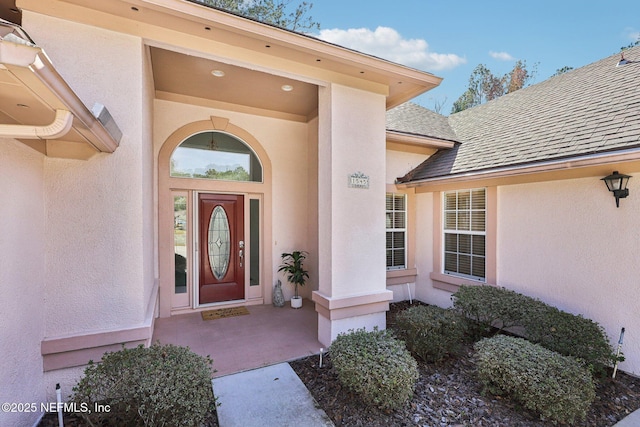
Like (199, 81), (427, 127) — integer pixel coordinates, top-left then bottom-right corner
(152, 301), (323, 377)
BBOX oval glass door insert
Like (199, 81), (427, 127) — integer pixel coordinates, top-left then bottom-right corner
(208, 205), (231, 280)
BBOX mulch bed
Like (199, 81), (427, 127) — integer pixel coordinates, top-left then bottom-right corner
(41, 301), (640, 426)
(290, 301), (640, 426)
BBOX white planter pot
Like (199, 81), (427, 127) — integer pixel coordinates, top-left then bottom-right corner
(290, 296), (302, 309)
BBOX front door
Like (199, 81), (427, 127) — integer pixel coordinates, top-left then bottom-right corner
(199, 193), (245, 304)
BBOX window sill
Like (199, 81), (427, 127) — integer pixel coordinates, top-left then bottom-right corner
(386, 268), (417, 285)
(430, 272), (485, 293)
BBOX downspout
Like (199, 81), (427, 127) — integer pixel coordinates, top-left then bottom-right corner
(0, 108), (73, 139)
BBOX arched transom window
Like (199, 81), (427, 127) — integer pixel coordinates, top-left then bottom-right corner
(170, 131), (263, 182)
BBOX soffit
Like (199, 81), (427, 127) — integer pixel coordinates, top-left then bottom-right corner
(17, 0), (442, 113)
(150, 46), (319, 121)
(0, 0), (20, 25)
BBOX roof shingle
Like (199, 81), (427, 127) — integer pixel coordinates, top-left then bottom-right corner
(397, 46), (640, 183)
(386, 102), (458, 142)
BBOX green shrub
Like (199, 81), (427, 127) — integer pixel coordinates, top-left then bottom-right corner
(475, 335), (596, 425)
(524, 305), (619, 374)
(330, 328), (418, 410)
(453, 285), (617, 373)
(395, 305), (469, 362)
(452, 285), (540, 336)
(72, 343), (215, 427)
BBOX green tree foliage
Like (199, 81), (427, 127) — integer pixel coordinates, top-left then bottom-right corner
(193, 166), (251, 181)
(451, 60), (537, 114)
(621, 37), (640, 51)
(196, 0), (319, 31)
(552, 65), (574, 76)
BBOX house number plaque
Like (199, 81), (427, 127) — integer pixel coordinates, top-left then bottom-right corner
(348, 171), (369, 189)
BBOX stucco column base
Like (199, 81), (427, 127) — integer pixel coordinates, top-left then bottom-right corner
(312, 290), (393, 347)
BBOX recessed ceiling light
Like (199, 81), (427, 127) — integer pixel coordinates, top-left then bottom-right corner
(211, 70), (225, 77)
(281, 84), (294, 92)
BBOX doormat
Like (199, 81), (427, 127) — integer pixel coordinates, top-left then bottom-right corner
(201, 306), (250, 321)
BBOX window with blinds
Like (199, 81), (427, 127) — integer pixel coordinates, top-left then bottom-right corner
(386, 193), (406, 270)
(443, 189), (486, 280)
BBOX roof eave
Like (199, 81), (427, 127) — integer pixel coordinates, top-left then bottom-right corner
(396, 147), (640, 190)
(386, 129), (456, 150)
(17, 0), (442, 107)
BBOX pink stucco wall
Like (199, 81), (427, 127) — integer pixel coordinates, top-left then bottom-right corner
(415, 172), (640, 375)
(22, 12), (156, 336)
(19, 12), (157, 403)
(497, 174), (640, 375)
(0, 139), (46, 427)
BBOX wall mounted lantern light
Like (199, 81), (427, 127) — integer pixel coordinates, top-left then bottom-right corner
(601, 171), (631, 208)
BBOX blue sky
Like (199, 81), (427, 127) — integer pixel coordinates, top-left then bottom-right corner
(308, 1), (639, 114)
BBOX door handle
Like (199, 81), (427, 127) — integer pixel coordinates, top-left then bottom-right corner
(239, 241), (244, 267)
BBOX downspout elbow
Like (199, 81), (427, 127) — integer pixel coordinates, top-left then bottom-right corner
(0, 109), (73, 139)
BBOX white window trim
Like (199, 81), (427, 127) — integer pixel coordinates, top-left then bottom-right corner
(386, 193), (407, 271)
(442, 188), (486, 282)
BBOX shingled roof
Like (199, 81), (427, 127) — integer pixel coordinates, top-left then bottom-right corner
(397, 45), (640, 183)
(386, 102), (459, 143)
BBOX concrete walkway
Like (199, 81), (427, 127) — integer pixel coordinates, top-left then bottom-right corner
(613, 408), (640, 426)
(211, 361), (640, 427)
(212, 363), (334, 427)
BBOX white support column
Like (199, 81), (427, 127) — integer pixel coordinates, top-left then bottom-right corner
(313, 84), (393, 346)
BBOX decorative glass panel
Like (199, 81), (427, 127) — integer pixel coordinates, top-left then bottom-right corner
(170, 131), (262, 182)
(208, 206), (231, 280)
(174, 196), (187, 294)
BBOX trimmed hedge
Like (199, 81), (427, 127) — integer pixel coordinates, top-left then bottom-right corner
(395, 305), (469, 362)
(475, 335), (596, 425)
(453, 285), (617, 373)
(72, 343), (215, 427)
(330, 328), (418, 410)
(451, 285), (538, 335)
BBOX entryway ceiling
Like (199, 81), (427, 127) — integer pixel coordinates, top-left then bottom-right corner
(150, 47), (319, 122)
(0, 0), (20, 25)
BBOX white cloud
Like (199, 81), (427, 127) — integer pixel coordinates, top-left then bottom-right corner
(317, 26), (466, 71)
(625, 27), (640, 42)
(489, 51), (514, 61)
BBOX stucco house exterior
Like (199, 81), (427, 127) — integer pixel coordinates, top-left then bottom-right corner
(0, 0), (638, 425)
(387, 45), (640, 380)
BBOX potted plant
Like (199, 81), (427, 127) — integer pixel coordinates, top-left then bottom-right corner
(277, 251), (309, 309)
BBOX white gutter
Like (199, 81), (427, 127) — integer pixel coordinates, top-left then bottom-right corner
(0, 36), (120, 153)
(0, 108), (73, 139)
(397, 147), (640, 188)
(386, 130), (456, 150)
